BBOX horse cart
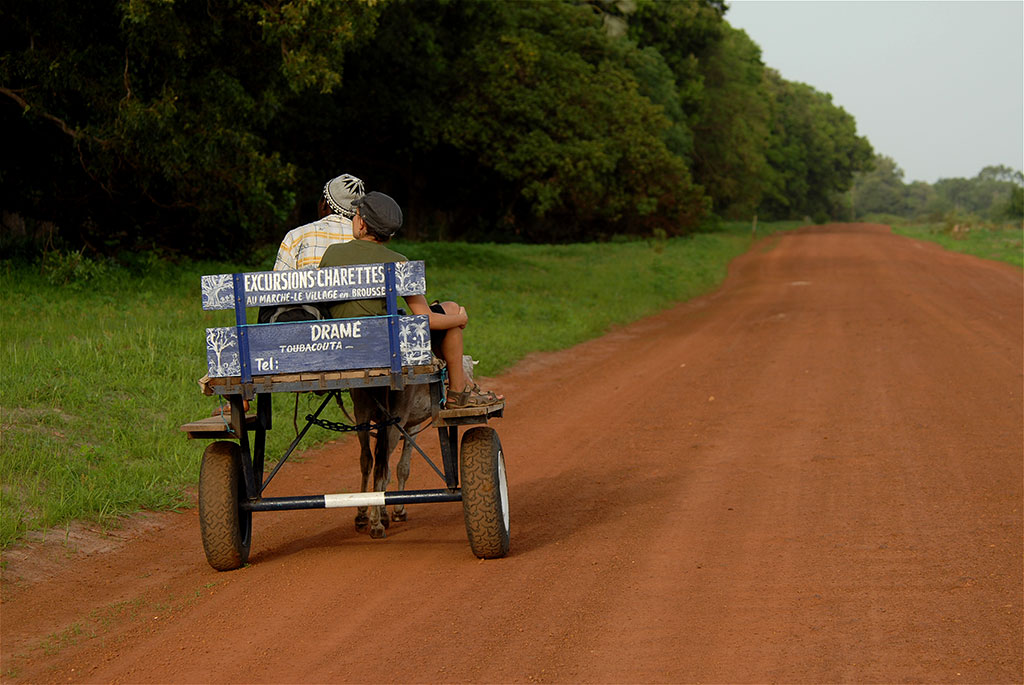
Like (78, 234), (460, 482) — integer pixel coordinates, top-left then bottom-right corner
(180, 261), (508, 571)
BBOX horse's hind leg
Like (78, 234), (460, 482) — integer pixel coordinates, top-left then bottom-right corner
(368, 423), (397, 539)
(391, 438), (414, 522)
(351, 389), (376, 533)
(354, 428), (373, 532)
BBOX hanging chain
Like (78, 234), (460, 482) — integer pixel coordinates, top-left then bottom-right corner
(306, 414), (401, 433)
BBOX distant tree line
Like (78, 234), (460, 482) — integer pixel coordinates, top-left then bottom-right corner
(1, 0), (873, 258)
(850, 157), (1024, 225)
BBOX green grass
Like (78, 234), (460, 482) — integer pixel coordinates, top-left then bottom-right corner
(891, 222), (1023, 268)
(1, 221), (796, 549)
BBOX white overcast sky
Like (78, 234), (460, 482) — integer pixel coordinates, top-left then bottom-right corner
(725, 0), (1024, 184)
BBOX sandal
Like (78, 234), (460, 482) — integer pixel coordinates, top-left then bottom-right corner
(469, 383), (502, 402)
(446, 383), (503, 409)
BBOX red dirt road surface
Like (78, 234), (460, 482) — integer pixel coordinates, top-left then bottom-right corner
(2, 224), (1021, 683)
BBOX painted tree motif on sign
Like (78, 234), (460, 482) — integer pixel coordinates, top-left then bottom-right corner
(399, 315), (432, 365)
(206, 327), (240, 376)
(201, 274), (234, 310)
(394, 261), (426, 295)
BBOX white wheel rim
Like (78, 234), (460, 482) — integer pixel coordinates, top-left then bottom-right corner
(497, 450), (510, 532)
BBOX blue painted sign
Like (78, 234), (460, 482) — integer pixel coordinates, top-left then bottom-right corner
(206, 315), (432, 378)
(201, 261), (426, 310)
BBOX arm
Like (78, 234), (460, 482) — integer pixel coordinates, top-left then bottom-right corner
(403, 294), (467, 330)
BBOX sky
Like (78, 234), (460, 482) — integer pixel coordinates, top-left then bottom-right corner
(725, 0), (1024, 184)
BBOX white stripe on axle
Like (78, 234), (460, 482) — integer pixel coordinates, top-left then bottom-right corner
(323, 492), (386, 509)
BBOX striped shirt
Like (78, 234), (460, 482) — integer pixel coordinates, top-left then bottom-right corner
(272, 214), (354, 270)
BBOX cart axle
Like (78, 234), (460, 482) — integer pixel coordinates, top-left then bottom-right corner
(240, 488), (462, 512)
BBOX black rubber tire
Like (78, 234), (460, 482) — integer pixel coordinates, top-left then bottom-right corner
(460, 427), (510, 559)
(198, 441), (252, 571)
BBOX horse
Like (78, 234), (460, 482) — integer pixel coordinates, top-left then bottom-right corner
(349, 355), (476, 538)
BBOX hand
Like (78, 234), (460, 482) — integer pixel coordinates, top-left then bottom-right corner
(458, 306), (468, 328)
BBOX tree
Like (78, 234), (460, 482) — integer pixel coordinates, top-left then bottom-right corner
(690, 25), (772, 217)
(436, 1), (707, 237)
(323, 0), (709, 241)
(849, 158), (1023, 222)
(1, 0), (384, 255)
(852, 155), (906, 217)
(760, 70), (873, 221)
(628, 0), (725, 123)
(978, 165), (1024, 185)
(1000, 186), (1024, 222)
(903, 181), (940, 220)
(2, 0), (885, 253)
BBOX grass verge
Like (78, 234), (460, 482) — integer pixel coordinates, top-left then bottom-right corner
(891, 222), (1023, 268)
(1, 221), (797, 549)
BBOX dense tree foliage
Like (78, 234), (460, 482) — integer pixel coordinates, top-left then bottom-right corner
(323, 0), (707, 241)
(851, 156), (1024, 223)
(852, 155), (908, 217)
(690, 25), (773, 217)
(1, 0), (385, 254)
(760, 70), (874, 223)
(2, 0), (876, 257)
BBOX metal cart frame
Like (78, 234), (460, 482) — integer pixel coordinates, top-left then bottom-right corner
(182, 262), (508, 570)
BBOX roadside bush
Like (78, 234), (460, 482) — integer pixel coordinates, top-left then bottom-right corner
(40, 250), (112, 287)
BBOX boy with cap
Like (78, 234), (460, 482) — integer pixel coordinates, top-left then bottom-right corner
(320, 191), (502, 408)
(273, 173), (365, 271)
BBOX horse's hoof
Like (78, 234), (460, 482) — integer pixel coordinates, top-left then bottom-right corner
(381, 512), (391, 529)
(370, 526), (387, 539)
(354, 513), (369, 532)
(391, 510), (407, 522)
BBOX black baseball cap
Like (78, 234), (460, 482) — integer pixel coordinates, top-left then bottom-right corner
(352, 191), (403, 236)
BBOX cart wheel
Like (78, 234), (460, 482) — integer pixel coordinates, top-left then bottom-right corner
(460, 427), (510, 559)
(199, 441), (252, 571)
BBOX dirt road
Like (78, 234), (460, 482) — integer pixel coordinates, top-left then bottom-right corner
(2, 224), (1021, 683)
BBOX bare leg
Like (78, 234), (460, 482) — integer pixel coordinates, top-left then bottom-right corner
(435, 301), (502, 403)
(435, 301), (467, 391)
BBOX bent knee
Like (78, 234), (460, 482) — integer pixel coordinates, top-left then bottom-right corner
(438, 300), (460, 315)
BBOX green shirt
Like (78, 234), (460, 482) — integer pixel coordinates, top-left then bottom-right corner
(318, 239), (407, 319)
